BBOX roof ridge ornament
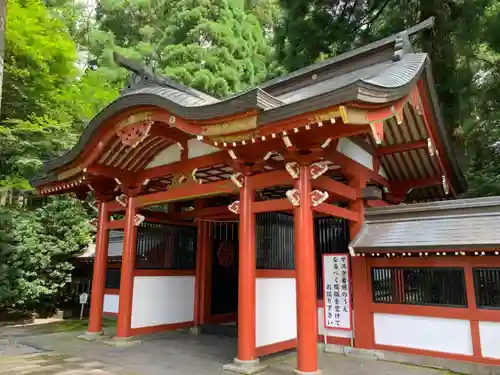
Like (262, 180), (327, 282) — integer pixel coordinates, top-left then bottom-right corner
(392, 31), (413, 62)
(113, 52), (215, 100)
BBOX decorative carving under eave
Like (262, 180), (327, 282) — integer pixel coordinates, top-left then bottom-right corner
(427, 138), (435, 156)
(263, 151), (281, 161)
(308, 109), (341, 124)
(285, 162), (300, 179)
(309, 162), (328, 180)
(391, 105), (404, 124)
(286, 188), (300, 207)
(409, 87), (423, 115)
(168, 174), (188, 188)
(116, 120), (152, 148)
(230, 173), (244, 188)
(134, 214), (145, 226)
(192, 169), (205, 184)
(310, 190), (329, 207)
(202, 115), (257, 137)
(442, 175), (449, 195)
(228, 200), (240, 214)
(369, 122), (384, 145)
(116, 194), (128, 207)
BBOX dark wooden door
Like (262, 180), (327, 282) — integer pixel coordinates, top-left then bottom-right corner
(210, 222), (239, 316)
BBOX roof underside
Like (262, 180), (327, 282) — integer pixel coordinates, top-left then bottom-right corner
(349, 196), (500, 253)
(31, 18), (466, 202)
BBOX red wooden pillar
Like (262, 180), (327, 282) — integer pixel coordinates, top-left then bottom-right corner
(224, 175), (266, 373)
(115, 197), (138, 338)
(194, 219), (207, 327)
(237, 175), (256, 360)
(293, 165), (319, 374)
(348, 176), (374, 349)
(87, 201), (109, 335)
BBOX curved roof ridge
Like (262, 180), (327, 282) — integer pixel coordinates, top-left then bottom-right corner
(260, 18), (435, 92)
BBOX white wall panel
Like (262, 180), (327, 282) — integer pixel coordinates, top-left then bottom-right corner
(374, 313), (473, 355)
(188, 139), (220, 159)
(131, 276), (195, 328)
(337, 138), (373, 170)
(145, 144), (181, 169)
(479, 321), (500, 359)
(317, 306), (352, 338)
(256, 278), (297, 347)
(103, 294), (119, 314)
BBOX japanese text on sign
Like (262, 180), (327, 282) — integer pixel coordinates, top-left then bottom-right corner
(323, 254), (351, 330)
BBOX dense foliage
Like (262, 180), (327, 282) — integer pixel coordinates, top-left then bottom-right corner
(1, 0), (500, 311)
(0, 197), (91, 311)
(276, 0), (500, 197)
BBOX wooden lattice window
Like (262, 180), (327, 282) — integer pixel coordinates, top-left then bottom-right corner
(371, 267), (467, 307)
(474, 268), (500, 309)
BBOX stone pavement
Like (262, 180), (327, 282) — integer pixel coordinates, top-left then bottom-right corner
(0, 325), (449, 375)
(0, 352), (135, 375)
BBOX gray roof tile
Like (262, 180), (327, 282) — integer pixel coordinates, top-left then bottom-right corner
(349, 196), (500, 252)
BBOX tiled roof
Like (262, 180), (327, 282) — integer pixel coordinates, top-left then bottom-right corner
(349, 196), (500, 253)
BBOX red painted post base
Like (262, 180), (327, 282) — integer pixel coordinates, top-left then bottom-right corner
(223, 358), (268, 375)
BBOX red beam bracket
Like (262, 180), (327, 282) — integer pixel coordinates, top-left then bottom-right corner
(311, 176), (357, 201)
(313, 203), (360, 222)
(252, 198), (292, 213)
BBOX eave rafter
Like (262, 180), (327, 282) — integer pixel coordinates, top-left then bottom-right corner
(375, 139), (428, 156)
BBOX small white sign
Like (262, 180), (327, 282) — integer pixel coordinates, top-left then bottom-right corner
(323, 254), (352, 330)
(79, 292), (89, 305)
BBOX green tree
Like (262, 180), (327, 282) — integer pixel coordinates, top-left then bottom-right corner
(0, 0), (119, 188)
(90, 0), (274, 97)
(276, 0), (499, 197)
(0, 196), (91, 311)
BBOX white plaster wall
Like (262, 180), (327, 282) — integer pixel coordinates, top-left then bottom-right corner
(337, 138), (373, 170)
(374, 313), (473, 355)
(188, 139), (220, 159)
(131, 276), (195, 328)
(145, 144), (181, 169)
(317, 306), (352, 339)
(103, 294), (119, 314)
(479, 321), (500, 359)
(256, 278), (297, 347)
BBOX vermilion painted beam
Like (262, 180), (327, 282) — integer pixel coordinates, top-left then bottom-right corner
(289, 123), (370, 150)
(247, 170), (294, 190)
(168, 205), (232, 220)
(323, 148), (389, 187)
(311, 176), (357, 201)
(375, 139), (428, 156)
(252, 198), (291, 213)
(138, 151), (231, 181)
(86, 164), (131, 182)
(312, 203), (360, 222)
(107, 201), (124, 213)
(150, 124), (190, 142)
(106, 219), (125, 229)
(135, 179), (237, 207)
(392, 176), (441, 192)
